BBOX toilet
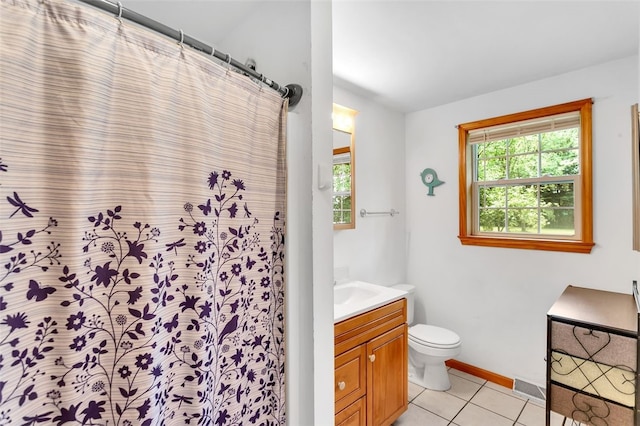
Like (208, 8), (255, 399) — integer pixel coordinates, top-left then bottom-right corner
(392, 284), (462, 391)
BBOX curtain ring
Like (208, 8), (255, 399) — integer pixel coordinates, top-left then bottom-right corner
(116, 1), (123, 21)
(225, 54), (232, 74)
(258, 75), (269, 91)
(178, 29), (184, 48)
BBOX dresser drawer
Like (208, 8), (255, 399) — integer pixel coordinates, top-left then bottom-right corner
(335, 344), (367, 412)
(550, 351), (636, 407)
(335, 299), (406, 356)
(551, 321), (636, 370)
(550, 383), (634, 425)
(335, 396), (366, 426)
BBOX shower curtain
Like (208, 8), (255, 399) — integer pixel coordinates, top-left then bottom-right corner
(0, 0), (287, 424)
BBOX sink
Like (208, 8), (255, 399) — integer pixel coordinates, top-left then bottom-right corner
(334, 281), (407, 323)
(334, 282), (379, 305)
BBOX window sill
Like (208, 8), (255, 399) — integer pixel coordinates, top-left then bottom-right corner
(458, 235), (595, 254)
(334, 223), (355, 231)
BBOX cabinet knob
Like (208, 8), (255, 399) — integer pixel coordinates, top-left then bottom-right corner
(337, 381), (346, 391)
(369, 354), (376, 362)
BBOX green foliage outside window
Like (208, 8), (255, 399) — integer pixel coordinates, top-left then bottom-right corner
(475, 129), (579, 235)
(333, 163), (351, 224)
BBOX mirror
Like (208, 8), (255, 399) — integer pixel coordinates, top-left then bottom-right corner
(333, 104), (357, 230)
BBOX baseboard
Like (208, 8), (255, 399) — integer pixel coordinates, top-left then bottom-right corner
(445, 359), (514, 390)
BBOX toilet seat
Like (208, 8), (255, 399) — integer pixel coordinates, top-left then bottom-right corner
(409, 324), (461, 349)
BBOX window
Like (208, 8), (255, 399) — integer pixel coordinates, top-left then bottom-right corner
(457, 98), (594, 253)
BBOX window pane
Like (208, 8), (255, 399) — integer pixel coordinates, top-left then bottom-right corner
(541, 149), (579, 176)
(479, 208), (506, 232)
(477, 157), (506, 181)
(507, 208), (539, 233)
(507, 184), (537, 208)
(508, 154), (538, 179)
(508, 135), (538, 155)
(333, 195), (352, 224)
(477, 140), (507, 159)
(479, 186), (506, 208)
(540, 182), (574, 207)
(333, 164), (351, 192)
(541, 209), (575, 235)
(477, 183), (576, 235)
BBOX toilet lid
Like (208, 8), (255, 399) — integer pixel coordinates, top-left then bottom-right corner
(409, 324), (461, 348)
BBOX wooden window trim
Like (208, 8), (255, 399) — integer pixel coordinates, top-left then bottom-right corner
(457, 98), (594, 253)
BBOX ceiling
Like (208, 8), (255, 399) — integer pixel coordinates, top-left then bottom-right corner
(124, 1), (262, 46)
(123, 1), (639, 113)
(333, 1), (639, 113)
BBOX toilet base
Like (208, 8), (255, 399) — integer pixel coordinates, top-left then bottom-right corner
(408, 361), (452, 391)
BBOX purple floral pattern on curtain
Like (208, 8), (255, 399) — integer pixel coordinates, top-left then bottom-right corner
(0, 162), (285, 425)
(0, 0), (287, 424)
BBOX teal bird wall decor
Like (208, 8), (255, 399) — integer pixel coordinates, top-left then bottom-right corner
(420, 168), (444, 196)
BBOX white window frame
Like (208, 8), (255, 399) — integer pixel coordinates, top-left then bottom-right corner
(332, 148), (353, 225)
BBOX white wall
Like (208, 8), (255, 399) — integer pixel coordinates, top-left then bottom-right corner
(405, 56), (639, 386)
(310, 2), (335, 424)
(217, 2), (333, 425)
(333, 86), (407, 286)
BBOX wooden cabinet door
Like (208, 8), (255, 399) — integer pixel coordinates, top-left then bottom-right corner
(366, 323), (408, 426)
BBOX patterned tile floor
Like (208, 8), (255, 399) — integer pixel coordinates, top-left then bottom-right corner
(394, 368), (582, 426)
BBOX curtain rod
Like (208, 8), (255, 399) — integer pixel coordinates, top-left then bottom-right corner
(78, 0), (303, 108)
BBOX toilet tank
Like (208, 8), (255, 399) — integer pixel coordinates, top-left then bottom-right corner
(392, 284), (415, 324)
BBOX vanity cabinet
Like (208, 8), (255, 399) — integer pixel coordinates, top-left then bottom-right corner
(335, 298), (408, 426)
(546, 285), (640, 426)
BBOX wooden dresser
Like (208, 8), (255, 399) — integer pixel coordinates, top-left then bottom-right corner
(546, 285), (640, 426)
(335, 298), (408, 426)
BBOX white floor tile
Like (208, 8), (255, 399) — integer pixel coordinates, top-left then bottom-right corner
(392, 368), (583, 426)
(524, 395), (546, 407)
(453, 403), (514, 426)
(446, 373), (483, 401)
(412, 388), (466, 421)
(484, 380), (526, 400)
(516, 401), (545, 426)
(393, 403), (449, 426)
(408, 381), (424, 402)
(517, 409), (579, 426)
(470, 386), (526, 420)
(448, 368), (487, 385)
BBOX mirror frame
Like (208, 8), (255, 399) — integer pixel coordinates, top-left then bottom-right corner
(333, 104), (358, 230)
(632, 103), (639, 251)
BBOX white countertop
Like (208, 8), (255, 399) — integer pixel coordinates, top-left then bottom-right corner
(334, 281), (407, 323)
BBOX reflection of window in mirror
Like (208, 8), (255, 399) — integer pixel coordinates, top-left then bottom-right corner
(333, 104), (358, 230)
